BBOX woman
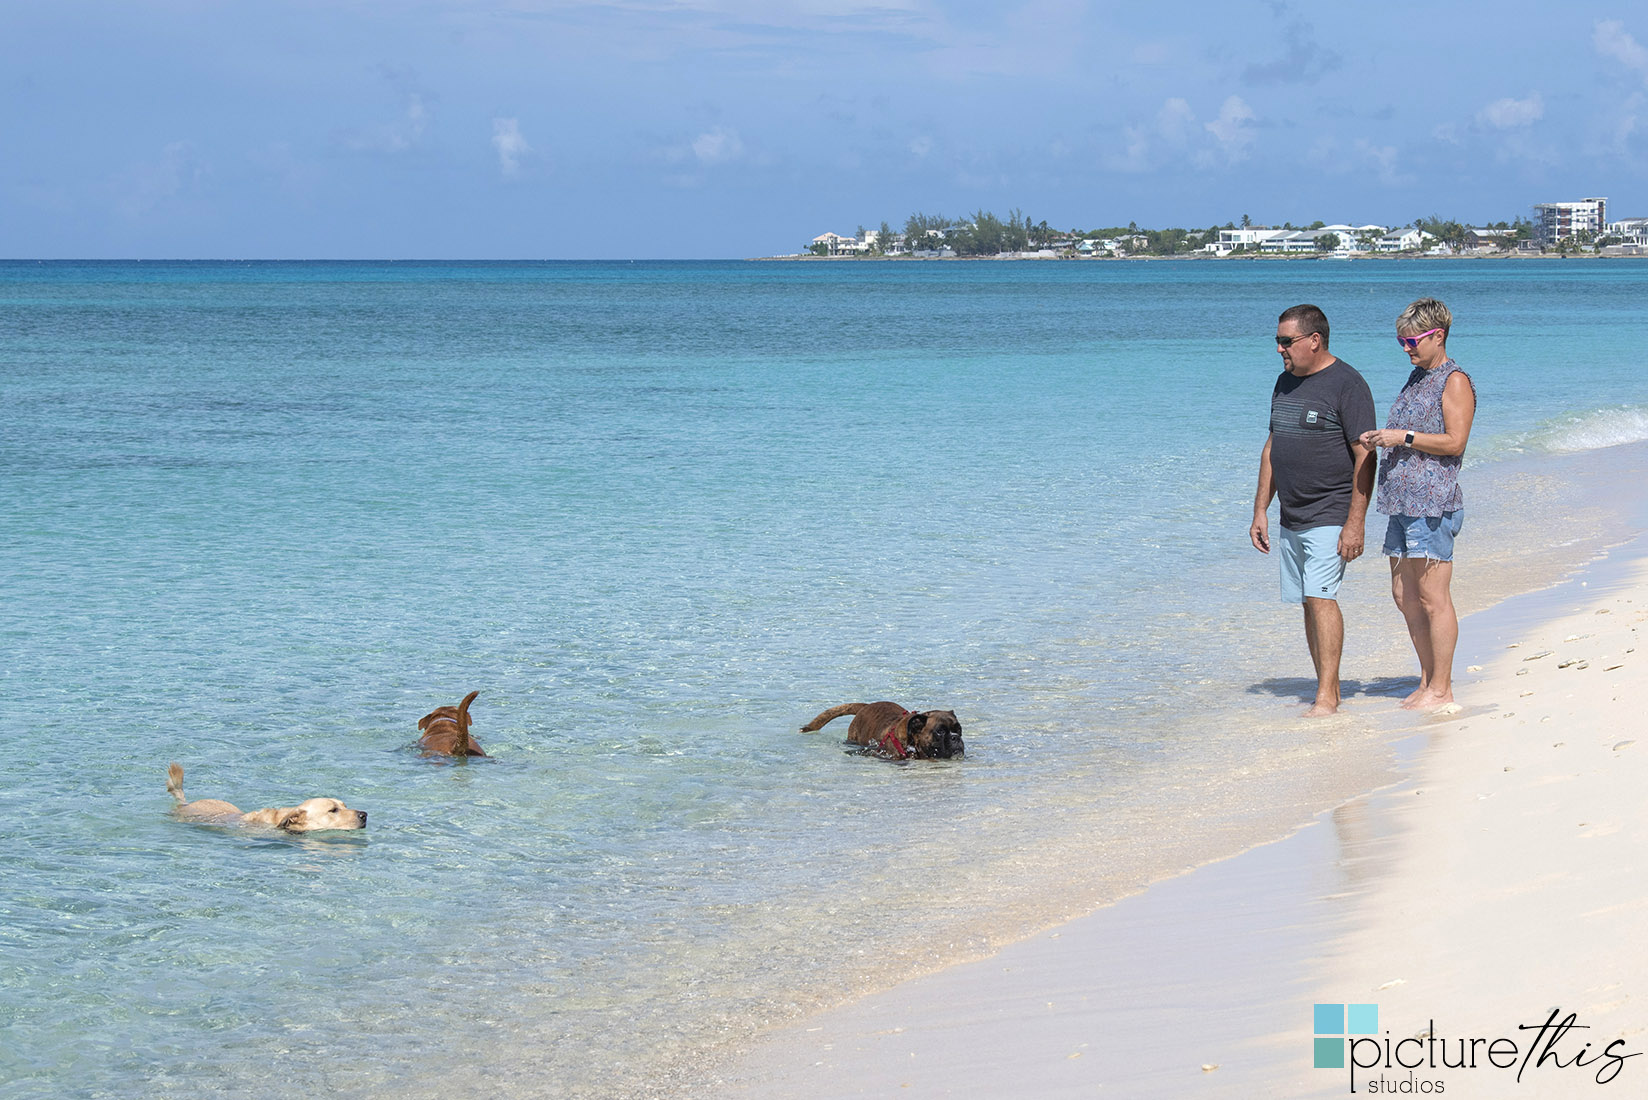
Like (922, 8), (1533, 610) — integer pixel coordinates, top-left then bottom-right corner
(1359, 298), (1477, 710)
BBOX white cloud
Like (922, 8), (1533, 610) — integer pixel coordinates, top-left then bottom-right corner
(1595, 19), (1648, 79)
(341, 90), (430, 155)
(691, 126), (744, 164)
(1109, 95), (1255, 172)
(492, 118), (530, 177)
(909, 135), (934, 157)
(116, 141), (207, 219)
(1603, 90), (1645, 153)
(1131, 41), (1171, 65)
(1204, 96), (1256, 161)
(1155, 98), (1196, 147)
(1354, 139), (1414, 188)
(1477, 93), (1543, 130)
(1591, 23), (1647, 156)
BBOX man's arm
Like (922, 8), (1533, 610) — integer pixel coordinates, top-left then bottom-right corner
(1338, 440), (1375, 561)
(1251, 433), (1274, 554)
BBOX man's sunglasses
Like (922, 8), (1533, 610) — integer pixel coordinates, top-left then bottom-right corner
(1397, 327), (1443, 350)
(1275, 332), (1319, 348)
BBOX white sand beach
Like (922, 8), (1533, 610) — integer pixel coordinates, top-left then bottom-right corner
(701, 534), (1648, 1097)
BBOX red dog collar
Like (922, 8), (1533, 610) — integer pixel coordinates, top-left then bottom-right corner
(878, 711), (912, 759)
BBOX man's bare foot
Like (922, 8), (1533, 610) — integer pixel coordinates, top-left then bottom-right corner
(1399, 684), (1431, 708)
(1304, 698), (1340, 717)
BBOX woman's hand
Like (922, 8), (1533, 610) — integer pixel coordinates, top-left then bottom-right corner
(1359, 428), (1403, 449)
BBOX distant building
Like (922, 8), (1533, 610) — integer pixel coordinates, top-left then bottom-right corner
(1314, 224), (1385, 255)
(1375, 227), (1436, 253)
(809, 232), (854, 255)
(1607, 217), (1648, 246)
(1258, 231), (1320, 254)
(1215, 227), (1285, 254)
(1466, 227), (1514, 250)
(1208, 224), (1384, 256)
(1533, 198), (1607, 245)
(1245, 225), (1385, 255)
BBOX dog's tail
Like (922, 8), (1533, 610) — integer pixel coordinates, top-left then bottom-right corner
(800, 703), (866, 733)
(458, 690), (480, 754)
(166, 762), (186, 804)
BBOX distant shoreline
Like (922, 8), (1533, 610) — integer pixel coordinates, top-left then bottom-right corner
(751, 251), (1641, 262)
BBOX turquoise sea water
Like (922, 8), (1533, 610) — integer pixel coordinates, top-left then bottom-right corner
(4, 259), (1648, 1098)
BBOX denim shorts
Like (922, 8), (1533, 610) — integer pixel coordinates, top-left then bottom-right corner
(1383, 509), (1464, 561)
(1279, 524), (1347, 604)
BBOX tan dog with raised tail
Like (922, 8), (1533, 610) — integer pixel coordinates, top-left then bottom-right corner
(417, 690), (486, 757)
(166, 763), (367, 831)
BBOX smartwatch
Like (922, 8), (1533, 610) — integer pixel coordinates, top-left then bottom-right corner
(1404, 430), (1415, 446)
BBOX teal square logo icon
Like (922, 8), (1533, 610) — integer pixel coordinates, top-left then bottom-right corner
(1315, 1003), (1376, 1068)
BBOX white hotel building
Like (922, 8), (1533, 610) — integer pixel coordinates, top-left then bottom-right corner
(1533, 198), (1607, 245)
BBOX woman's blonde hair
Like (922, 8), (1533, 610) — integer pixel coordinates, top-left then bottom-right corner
(1397, 297), (1452, 337)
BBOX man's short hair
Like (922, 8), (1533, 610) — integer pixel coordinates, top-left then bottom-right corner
(1397, 297), (1452, 337)
(1278, 304), (1330, 346)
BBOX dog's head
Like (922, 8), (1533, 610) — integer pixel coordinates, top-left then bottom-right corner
(418, 706), (460, 732)
(903, 710), (965, 759)
(277, 798), (368, 832)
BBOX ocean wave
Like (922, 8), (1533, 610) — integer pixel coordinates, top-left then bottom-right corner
(1510, 406), (1648, 455)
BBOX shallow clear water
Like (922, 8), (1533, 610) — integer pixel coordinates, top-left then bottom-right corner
(4, 258), (1647, 1098)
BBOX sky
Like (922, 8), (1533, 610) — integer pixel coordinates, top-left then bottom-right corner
(4, 1), (1648, 258)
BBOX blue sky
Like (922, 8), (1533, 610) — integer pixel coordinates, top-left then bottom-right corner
(4, 1), (1648, 258)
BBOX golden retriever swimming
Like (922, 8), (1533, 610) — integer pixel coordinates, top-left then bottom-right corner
(166, 762), (367, 831)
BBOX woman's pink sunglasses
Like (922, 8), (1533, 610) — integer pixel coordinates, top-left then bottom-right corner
(1397, 327), (1442, 350)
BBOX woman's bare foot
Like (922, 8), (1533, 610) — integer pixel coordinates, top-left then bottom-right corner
(1408, 687), (1454, 710)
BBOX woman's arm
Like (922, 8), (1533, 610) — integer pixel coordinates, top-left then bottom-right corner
(1359, 371), (1475, 455)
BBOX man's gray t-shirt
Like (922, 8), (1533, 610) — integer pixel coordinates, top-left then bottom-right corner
(1269, 358), (1376, 531)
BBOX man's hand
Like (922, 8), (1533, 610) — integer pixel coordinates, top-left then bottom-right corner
(1338, 526), (1364, 562)
(1250, 512), (1270, 554)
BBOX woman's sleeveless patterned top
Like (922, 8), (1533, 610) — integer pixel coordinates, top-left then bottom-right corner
(1374, 358), (1475, 517)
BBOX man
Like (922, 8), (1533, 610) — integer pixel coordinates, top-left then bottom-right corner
(1250, 304), (1376, 716)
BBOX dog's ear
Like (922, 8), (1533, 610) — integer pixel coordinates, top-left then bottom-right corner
(276, 808), (309, 832)
(906, 712), (927, 734)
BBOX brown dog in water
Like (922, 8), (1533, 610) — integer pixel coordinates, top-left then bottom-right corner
(800, 701), (964, 759)
(417, 690), (486, 757)
(166, 763), (367, 831)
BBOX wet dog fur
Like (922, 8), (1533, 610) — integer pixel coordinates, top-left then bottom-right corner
(417, 690), (486, 757)
(800, 701), (964, 759)
(166, 762), (367, 832)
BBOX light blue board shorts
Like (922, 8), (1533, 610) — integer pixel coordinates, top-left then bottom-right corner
(1383, 509), (1464, 562)
(1279, 524), (1346, 604)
